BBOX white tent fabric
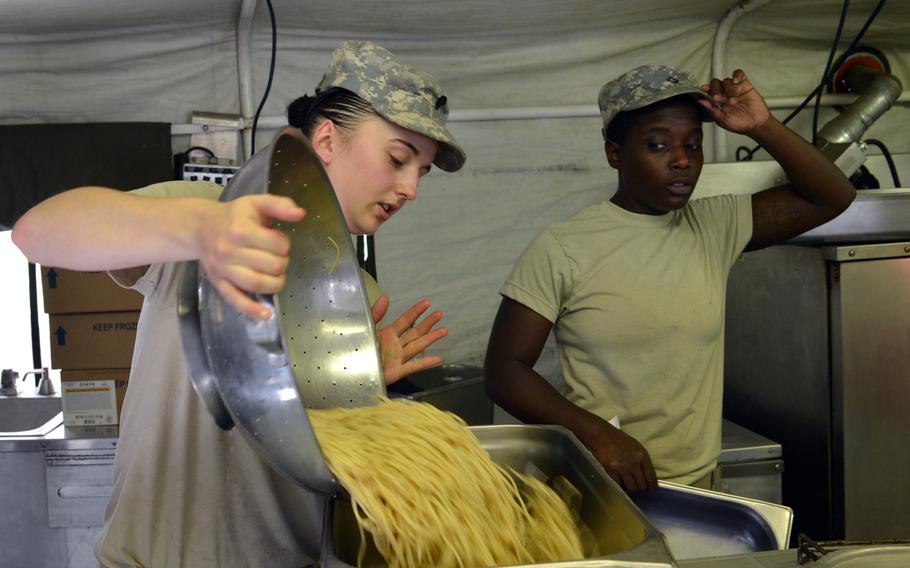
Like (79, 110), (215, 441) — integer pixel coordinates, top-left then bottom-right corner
(2, 0), (908, 379)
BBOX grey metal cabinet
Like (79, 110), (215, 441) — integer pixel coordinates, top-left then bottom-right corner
(826, 244), (910, 539)
(724, 243), (910, 542)
(718, 419), (783, 505)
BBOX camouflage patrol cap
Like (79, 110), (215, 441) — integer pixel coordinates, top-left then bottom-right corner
(317, 41), (466, 172)
(597, 64), (713, 131)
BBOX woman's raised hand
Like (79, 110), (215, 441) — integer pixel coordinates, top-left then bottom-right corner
(698, 69), (771, 135)
(371, 295), (448, 385)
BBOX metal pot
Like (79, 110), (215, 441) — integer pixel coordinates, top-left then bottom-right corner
(177, 127), (385, 494)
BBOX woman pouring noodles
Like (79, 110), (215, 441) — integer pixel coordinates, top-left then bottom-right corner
(12, 41), (466, 568)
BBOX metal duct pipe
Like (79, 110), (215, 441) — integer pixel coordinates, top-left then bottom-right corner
(711, 0), (773, 162)
(817, 66), (903, 145)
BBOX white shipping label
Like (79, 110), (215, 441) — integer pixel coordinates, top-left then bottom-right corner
(61, 380), (117, 426)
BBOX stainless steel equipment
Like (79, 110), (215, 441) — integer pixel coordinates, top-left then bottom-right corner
(718, 419), (784, 505)
(177, 127), (385, 494)
(386, 363), (493, 425)
(724, 242), (910, 541)
(632, 482), (792, 561)
(815, 64), (903, 178)
(320, 424), (678, 567)
(320, 424), (793, 567)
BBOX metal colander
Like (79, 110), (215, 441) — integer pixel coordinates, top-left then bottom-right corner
(177, 127), (385, 494)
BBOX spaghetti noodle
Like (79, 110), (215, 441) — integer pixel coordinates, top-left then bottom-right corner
(308, 397), (584, 567)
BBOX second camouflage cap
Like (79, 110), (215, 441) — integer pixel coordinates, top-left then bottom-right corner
(597, 64), (713, 130)
(318, 41), (466, 172)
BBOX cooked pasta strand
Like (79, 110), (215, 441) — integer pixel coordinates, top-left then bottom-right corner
(309, 398), (584, 567)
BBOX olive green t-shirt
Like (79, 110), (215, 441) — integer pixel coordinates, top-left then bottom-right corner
(501, 194), (752, 484)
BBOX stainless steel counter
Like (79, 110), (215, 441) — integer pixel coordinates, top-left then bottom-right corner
(718, 419), (784, 505)
(679, 549), (798, 568)
(0, 417), (118, 452)
(720, 419), (782, 463)
(679, 545), (910, 567)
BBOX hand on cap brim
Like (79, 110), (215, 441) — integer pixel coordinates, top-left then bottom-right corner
(698, 69), (770, 134)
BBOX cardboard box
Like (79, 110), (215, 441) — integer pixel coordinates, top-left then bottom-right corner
(41, 267), (143, 314)
(49, 311), (139, 370)
(61, 368), (129, 426)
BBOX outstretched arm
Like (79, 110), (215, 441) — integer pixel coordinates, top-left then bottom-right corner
(484, 297), (657, 493)
(12, 186), (305, 319)
(698, 70), (856, 250)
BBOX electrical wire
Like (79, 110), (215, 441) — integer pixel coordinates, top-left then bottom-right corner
(811, 0), (850, 146)
(184, 146), (216, 157)
(864, 138), (902, 188)
(735, 0), (887, 161)
(250, 0), (277, 155)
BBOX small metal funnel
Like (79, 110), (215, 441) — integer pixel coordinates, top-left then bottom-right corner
(37, 372), (57, 396)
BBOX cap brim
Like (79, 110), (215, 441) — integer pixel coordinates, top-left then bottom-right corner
(628, 86), (716, 122)
(385, 115), (466, 172)
(432, 137), (466, 172)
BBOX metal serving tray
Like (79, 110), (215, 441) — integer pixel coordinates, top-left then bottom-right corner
(631, 482), (792, 561)
(319, 424), (676, 567)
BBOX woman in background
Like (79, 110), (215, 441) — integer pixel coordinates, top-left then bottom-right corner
(485, 65), (854, 494)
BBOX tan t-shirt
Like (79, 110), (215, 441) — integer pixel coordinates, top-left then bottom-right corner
(96, 180), (381, 567)
(501, 194), (752, 484)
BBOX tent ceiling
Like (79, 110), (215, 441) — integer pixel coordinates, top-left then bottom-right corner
(2, 1), (908, 40)
(1, 0), (742, 36)
(0, 0), (237, 33)
(266, 0), (737, 36)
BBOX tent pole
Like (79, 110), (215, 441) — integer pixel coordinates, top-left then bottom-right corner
(711, 0), (773, 163)
(203, 92), (906, 130)
(237, 0), (259, 161)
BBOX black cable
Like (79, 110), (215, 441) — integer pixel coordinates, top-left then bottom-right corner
(812, 0), (850, 145)
(27, 262), (42, 371)
(735, 0), (887, 161)
(864, 138), (902, 188)
(185, 146), (215, 157)
(250, 0), (277, 156)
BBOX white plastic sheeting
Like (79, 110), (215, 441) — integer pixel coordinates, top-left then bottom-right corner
(1, 0), (908, 375)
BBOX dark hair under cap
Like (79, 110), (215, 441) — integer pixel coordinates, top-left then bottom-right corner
(287, 88), (381, 138)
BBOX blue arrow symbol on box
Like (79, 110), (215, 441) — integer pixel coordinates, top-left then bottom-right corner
(47, 268), (58, 289)
(55, 326), (66, 346)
